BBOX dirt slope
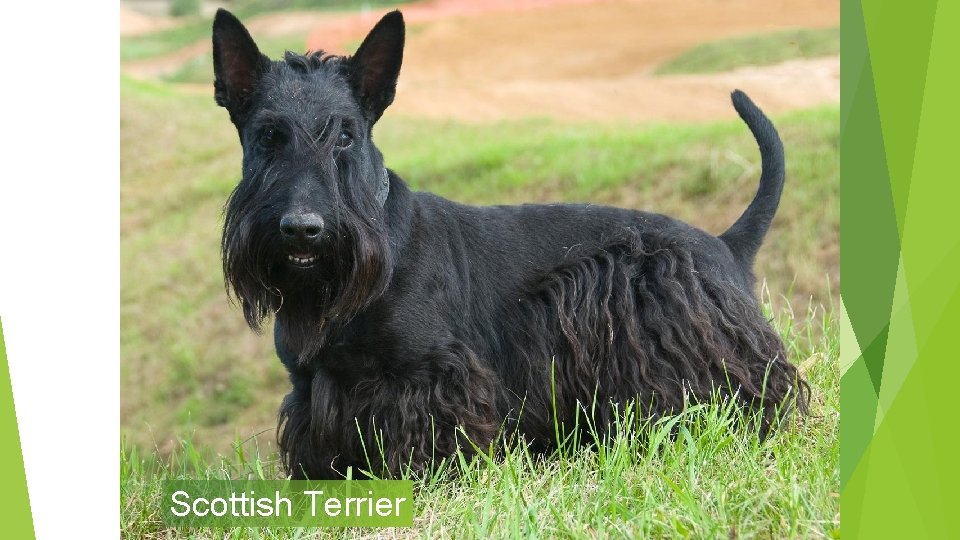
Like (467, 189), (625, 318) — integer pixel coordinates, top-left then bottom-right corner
(364, 0), (840, 122)
(122, 0), (840, 122)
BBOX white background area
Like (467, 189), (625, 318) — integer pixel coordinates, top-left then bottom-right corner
(0, 2), (118, 537)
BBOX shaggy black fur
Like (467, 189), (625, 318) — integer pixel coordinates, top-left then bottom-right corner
(212, 9), (809, 479)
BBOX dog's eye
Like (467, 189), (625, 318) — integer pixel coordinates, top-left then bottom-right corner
(259, 128), (279, 148)
(336, 130), (353, 149)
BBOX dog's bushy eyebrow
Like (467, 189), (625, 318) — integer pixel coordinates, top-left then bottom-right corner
(248, 110), (352, 154)
(250, 110), (290, 130)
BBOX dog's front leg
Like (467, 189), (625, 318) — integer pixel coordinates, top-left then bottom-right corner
(274, 324), (356, 480)
(277, 339), (502, 479)
(343, 341), (503, 478)
(276, 374), (353, 480)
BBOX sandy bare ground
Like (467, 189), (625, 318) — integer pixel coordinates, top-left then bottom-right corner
(121, 0), (840, 122)
(377, 0), (840, 122)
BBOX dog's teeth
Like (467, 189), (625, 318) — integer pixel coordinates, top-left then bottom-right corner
(287, 254), (316, 265)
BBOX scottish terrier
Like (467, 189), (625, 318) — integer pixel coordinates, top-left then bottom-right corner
(213, 9), (808, 479)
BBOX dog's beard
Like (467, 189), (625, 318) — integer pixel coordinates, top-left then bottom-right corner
(222, 193), (394, 364)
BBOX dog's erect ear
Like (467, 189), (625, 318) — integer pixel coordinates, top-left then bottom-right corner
(349, 10), (405, 123)
(212, 9), (269, 114)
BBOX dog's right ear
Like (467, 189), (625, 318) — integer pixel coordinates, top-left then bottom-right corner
(212, 9), (269, 114)
(349, 10), (405, 124)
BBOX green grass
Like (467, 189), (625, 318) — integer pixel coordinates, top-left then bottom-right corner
(122, 17), (212, 62)
(121, 75), (838, 537)
(170, 0), (202, 18)
(122, 304), (839, 539)
(655, 27), (840, 75)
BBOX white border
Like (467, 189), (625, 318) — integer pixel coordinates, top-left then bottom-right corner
(0, 2), (118, 538)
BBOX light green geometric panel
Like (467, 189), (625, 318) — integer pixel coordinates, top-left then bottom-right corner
(840, 357), (878, 489)
(842, 441), (870, 539)
(854, 405), (932, 539)
(851, 266), (960, 533)
(860, 0), (939, 233)
(843, 0), (960, 537)
(840, 0), (898, 397)
(853, 301), (960, 537)
(898, 0), (960, 347)
(900, 238), (960, 350)
(874, 257), (917, 431)
(839, 298), (861, 376)
(854, 0), (960, 523)
(0, 320), (36, 538)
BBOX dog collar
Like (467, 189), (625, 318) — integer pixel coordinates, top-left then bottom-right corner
(376, 168), (390, 207)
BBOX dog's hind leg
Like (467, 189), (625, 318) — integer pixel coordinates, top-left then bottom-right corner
(510, 228), (808, 442)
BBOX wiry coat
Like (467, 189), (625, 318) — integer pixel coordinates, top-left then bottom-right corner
(212, 9), (808, 479)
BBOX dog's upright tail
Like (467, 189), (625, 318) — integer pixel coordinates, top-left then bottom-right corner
(719, 90), (785, 266)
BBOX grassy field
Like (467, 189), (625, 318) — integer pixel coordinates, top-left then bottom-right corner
(122, 18), (215, 61)
(122, 305), (838, 539)
(655, 27), (840, 75)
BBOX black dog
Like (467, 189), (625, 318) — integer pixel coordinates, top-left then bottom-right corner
(213, 9), (808, 479)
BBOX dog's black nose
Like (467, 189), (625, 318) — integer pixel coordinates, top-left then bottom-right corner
(280, 213), (324, 241)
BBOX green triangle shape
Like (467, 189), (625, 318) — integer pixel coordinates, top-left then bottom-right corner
(0, 320), (36, 538)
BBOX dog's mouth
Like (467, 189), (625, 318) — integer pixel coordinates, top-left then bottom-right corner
(286, 252), (318, 269)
